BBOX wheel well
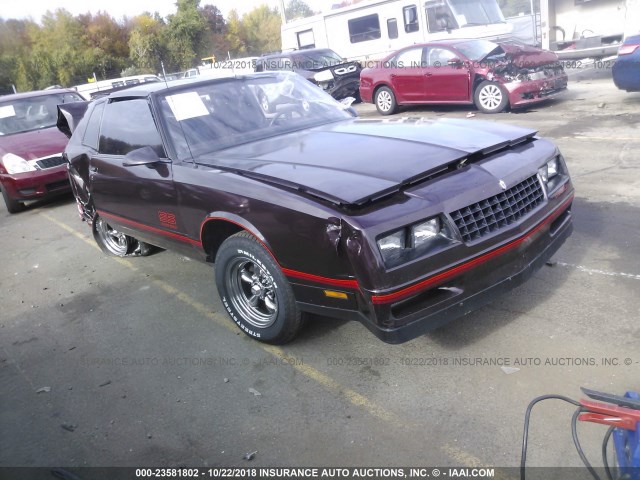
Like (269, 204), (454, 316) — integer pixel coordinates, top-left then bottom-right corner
(373, 83), (392, 100)
(201, 219), (244, 262)
(472, 74), (486, 94)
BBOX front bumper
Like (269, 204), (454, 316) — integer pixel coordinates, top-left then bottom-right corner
(293, 194), (573, 343)
(0, 165), (70, 201)
(505, 74), (568, 107)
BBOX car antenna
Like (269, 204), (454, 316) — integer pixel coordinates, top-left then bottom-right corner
(161, 61), (169, 89)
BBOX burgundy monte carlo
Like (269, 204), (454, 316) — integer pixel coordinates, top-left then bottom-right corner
(58, 72), (574, 344)
(0, 89), (84, 213)
(360, 39), (568, 115)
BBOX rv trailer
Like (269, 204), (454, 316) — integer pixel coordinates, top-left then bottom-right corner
(281, 0), (514, 62)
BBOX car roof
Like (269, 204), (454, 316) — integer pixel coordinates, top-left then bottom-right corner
(107, 72), (282, 99)
(0, 88), (78, 102)
(260, 48), (336, 59)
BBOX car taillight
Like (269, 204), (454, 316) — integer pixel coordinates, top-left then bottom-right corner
(618, 44), (640, 55)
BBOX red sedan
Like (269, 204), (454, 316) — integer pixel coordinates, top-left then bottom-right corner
(360, 39), (568, 115)
(0, 89), (83, 213)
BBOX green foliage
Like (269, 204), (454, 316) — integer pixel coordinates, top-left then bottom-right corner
(240, 5), (282, 55)
(285, 0), (315, 20)
(0, 2), (291, 90)
(166, 0), (208, 69)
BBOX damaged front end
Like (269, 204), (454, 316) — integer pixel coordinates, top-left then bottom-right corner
(488, 47), (568, 107)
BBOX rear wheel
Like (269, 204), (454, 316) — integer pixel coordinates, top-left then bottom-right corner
(1, 186), (25, 214)
(474, 81), (509, 114)
(215, 231), (302, 344)
(374, 86), (398, 115)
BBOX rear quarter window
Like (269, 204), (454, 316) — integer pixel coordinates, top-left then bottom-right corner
(98, 99), (165, 157)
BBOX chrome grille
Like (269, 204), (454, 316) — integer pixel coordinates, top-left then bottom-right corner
(450, 175), (544, 242)
(36, 156), (65, 169)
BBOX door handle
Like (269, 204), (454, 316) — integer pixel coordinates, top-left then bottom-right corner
(390, 74), (397, 78)
(424, 72), (433, 77)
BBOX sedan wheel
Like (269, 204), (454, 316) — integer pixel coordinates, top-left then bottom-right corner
(374, 86), (398, 115)
(474, 81), (509, 114)
(215, 231), (302, 344)
(93, 215), (132, 256)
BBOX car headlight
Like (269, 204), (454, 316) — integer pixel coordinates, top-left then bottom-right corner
(313, 70), (334, 83)
(412, 218), (440, 248)
(2, 153), (36, 174)
(539, 156), (559, 184)
(377, 216), (454, 267)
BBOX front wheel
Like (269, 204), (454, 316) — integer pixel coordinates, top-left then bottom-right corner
(93, 215), (133, 256)
(474, 81), (509, 114)
(215, 231), (302, 344)
(1, 186), (25, 214)
(374, 86), (398, 115)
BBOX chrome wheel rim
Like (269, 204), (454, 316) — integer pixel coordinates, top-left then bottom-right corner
(96, 217), (129, 255)
(376, 90), (393, 112)
(226, 257), (278, 328)
(479, 84), (503, 111)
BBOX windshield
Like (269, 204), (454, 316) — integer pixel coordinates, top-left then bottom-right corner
(448, 0), (505, 26)
(291, 49), (345, 69)
(0, 92), (83, 136)
(454, 39), (501, 60)
(158, 72), (353, 159)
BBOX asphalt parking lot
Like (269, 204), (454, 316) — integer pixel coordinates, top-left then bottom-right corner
(1, 68), (639, 474)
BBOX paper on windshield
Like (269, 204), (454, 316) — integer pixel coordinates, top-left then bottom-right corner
(165, 92), (209, 121)
(0, 105), (16, 119)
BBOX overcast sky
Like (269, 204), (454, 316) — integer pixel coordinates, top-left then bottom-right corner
(1, 0), (337, 21)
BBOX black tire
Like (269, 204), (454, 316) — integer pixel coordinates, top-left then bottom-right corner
(1, 186), (25, 214)
(374, 86), (398, 115)
(215, 231), (302, 344)
(474, 80), (509, 114)
(92, 214), (133, 257)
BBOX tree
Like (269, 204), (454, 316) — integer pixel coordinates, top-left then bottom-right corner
(199, 4), (231, 58)
(225, 10), (246, 56)
(79, 12), (130, 79)
(230, 5), (281, 56)
(128, 14), (168, 73)
(166, 0), (208, 69)
(285, 0), (315, 20)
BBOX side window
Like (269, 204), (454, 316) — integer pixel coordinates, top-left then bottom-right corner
(395, 47), (425, 68)
(99, 99), (165, 158)
(425, 4), (458, 32)
(348, 14), (381, 43)
(427, 47), (458, 66)
(403, 6), (419, 33)
(387, 18), (399, 39)
(82, 101), (105, 150)
(297, 29), (315, 49)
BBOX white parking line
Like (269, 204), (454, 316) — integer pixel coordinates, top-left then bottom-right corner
(557, 262), (640, 281)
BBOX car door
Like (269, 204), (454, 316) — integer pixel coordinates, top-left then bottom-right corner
(389, 46), (428, 102)
(423, 46), (471, 102)
(88, 97), (183, 247)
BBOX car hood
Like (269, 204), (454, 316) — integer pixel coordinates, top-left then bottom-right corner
(490, 43), (560, 68)
(195, 118), (537, 206)
(0, 126), (69, 159)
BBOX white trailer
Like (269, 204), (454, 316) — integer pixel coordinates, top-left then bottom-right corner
(281, 0), (513, 62)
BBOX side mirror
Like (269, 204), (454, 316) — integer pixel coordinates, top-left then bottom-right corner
(123, 146), (165, 167)
(448, 58), (464, 68)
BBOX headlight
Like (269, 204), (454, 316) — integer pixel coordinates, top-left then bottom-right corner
(377, 229), (406, 264)
(377, 216), (454, 267)
(412, 218), (440, 248)
(539, 157), (559, 184)
(313, 70), (334, 83)
(2, 153), (36, 174)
